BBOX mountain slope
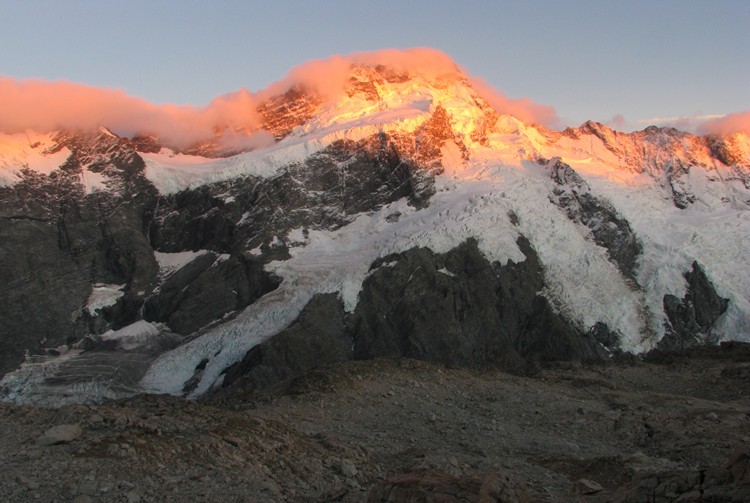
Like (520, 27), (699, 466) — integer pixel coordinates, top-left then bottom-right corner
(0, 51), (748, 405)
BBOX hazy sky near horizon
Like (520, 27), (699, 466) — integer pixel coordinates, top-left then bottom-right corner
(1, 0), (748, 131)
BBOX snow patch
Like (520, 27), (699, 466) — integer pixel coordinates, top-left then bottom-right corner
(86, 284), (125, 316)
(438, 267), (456, 277)
(100, 320), (161, 351)
(154, 250), (210, 278)
(287, 227), (308, 246)
(269, 235), (283, 248)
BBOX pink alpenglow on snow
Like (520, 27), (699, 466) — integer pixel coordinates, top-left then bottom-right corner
(0, 48), (558, 145)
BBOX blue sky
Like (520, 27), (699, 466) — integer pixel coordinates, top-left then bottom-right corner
(1, 0), (748, 130)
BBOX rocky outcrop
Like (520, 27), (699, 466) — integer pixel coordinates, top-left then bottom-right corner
(588, 322), (623, 354)
(145, 254), (281, 335)
(0, 212), (91, 375)
(221, 293), (350, 389)
(707, 134), (746, 167)
(143, 252), (219, 322)
(257, 86), (322, 140)
(352, 237), (607, 369)
(543, 157), (642, 279)
(148, 185), (241, 253)
(659, 261), (729, 350)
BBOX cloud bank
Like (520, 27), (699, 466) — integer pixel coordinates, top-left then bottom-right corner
(0, 48), (561, 146)
(469, 77), (558, 127)
(0, 78), (264, 149)
(698, 110), (750, 136)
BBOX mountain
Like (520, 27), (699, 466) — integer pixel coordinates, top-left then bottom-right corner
(0, 53), (749, 405)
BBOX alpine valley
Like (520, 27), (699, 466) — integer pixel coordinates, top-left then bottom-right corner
(2, 49), (750, 502)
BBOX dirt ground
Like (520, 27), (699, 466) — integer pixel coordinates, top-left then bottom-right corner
(1, 343), (749, 502)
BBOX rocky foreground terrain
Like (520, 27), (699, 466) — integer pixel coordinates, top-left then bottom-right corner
(1, 342), (749, 503)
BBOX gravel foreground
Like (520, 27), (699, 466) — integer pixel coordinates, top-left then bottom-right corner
(1, 343), (749, 502)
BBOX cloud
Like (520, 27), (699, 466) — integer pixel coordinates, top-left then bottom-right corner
(698, 110), (750, 136)
(635, 113), (726, 134)
(605, 114), (627, 130)
(469, 77), (558, 128)
(595, 112), (750, 136)
(0, 47), (560, 146)
(0, 78), (263, 149)
(271, 47), (558, 126)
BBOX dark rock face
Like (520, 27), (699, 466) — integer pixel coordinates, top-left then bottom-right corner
(352, 240), (516, 367)
(352, 237), (607, 369)
(143, 252), (218, 322)
(0, 213), (90, 375)
(0, 135), (159, 377)
(150, 254), (280, 335)
(221, 293), (350, 389)
(664, 160), (699, 209)
(543, 157), (642, 279)
(659, 261), (729, 350)
(588, 322), (622, 353)
(149, 185), (241, 253)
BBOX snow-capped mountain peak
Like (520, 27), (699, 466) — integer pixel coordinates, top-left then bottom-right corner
(1, 49), (749, 406)
(256, 58), (494, 151)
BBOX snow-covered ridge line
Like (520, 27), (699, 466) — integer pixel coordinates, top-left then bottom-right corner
(141, 111), (434, 194)
(0, 131), (71, 186)
(140, 69), (505, 194)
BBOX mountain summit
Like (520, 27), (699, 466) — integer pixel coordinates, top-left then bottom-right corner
(0, 49), (748, 405)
